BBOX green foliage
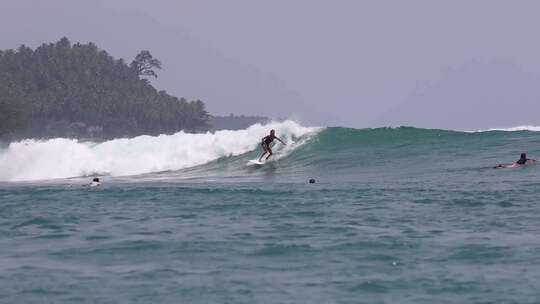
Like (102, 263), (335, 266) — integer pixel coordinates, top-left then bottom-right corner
(0, 99), (25, 136)
(130, 50), (162, 78)
(0, 37), (209, 139)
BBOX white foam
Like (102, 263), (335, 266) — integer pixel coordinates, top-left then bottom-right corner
(0, 120), (320, 182)
(470, 125), (540, 132)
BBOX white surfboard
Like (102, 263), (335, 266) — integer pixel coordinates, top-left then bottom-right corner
(248, 159), (265, 165)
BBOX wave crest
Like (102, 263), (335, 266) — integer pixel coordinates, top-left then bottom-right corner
(0, 121), (319, 182)
(471, 125), (540, 132)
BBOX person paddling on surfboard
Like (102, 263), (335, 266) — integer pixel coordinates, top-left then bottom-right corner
(495, 153), (537, 168)
(259, 129), (286, 162)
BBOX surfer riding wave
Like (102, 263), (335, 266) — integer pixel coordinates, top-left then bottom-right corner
(259, 129), (286, 162)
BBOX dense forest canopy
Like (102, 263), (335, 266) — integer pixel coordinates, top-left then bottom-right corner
(0, 37), (209, 139)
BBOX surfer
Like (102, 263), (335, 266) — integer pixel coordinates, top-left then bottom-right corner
(259, 129), (286, 162)
(495, 153), (537, 168)
(89, 177), (101, 187)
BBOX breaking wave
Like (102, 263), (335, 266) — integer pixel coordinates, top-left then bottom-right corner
(0, 121), (319, 181)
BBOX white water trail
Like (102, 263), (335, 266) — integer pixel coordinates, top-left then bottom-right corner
(0, 120), (320, 182)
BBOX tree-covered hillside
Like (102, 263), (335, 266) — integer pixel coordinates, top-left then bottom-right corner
(0, 37), (209, 139)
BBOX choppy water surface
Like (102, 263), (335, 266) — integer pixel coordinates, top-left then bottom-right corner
(1, 124), (540, 303)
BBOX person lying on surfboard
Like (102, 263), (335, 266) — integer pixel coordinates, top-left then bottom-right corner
(495, 153), (537, 168)
(259, 129), (286, 162)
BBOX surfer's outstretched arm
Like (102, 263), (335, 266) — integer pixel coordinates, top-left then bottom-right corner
(276, 137), (286, 145)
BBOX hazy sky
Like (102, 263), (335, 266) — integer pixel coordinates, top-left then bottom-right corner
(1, 0), (539, 129)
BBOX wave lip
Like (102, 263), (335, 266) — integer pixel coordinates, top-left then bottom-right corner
(470, 125), (540, 132)
(0, 120), (320, 182)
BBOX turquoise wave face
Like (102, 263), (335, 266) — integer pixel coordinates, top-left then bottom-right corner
(153, 127), (540, 185)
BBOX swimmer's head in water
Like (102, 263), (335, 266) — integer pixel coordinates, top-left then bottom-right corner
(93, 178), (100, 183)
(521, 153), (527, 159)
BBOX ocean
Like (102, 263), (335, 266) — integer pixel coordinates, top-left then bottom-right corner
(1, 121), (540, 303)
